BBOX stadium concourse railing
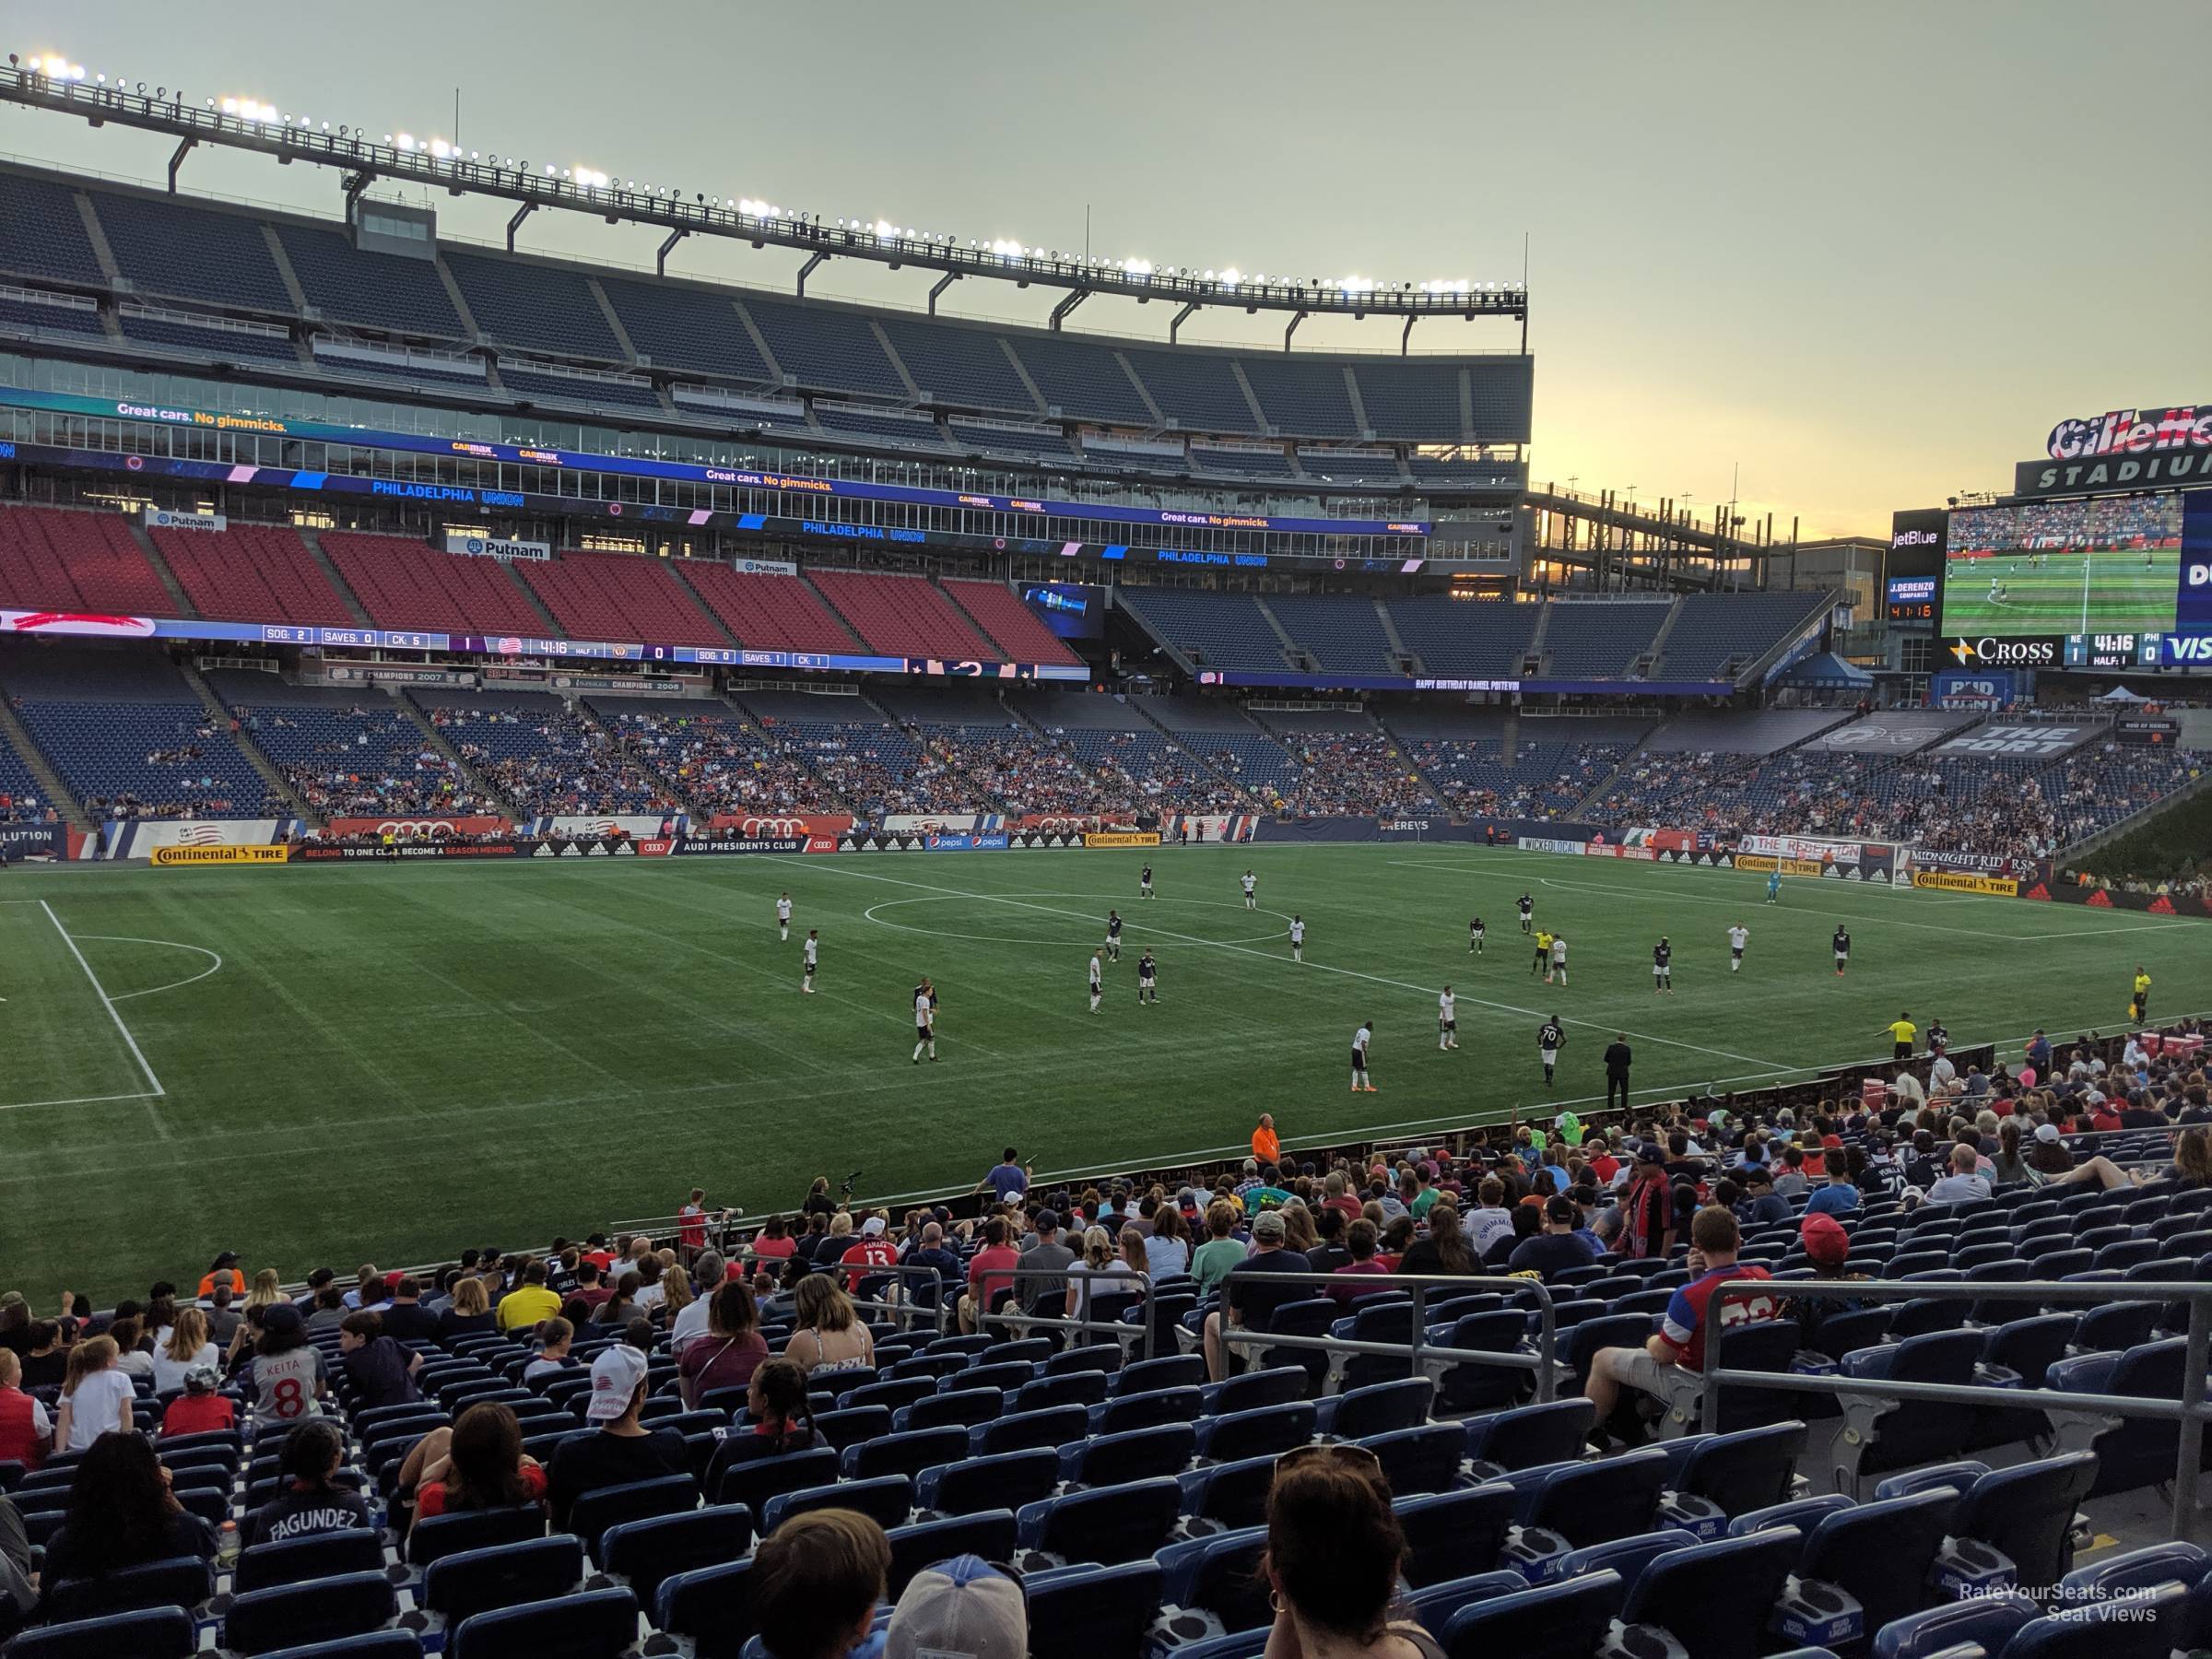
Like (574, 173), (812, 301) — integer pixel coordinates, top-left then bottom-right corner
(1700, 1275), (2212, 1541)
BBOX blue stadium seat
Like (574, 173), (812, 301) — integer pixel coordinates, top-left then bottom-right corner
(1358, 1423), (1465, 1496)
(234, 1531), (385, 1594)
(1154, 1525), (1273, 1645)
(885, 1511), (1018, 1597)
(567, 1472), (699, 1565)
(761, 1474), (912, 1535)
(1091, 1386), (1205, 1437)
(1655, 1419), (1806, 1533)
(445, 1586), (637, 1659)
(599, 1508), (750, 1610)
(1059, 1423), (1197, 1488)
(844, 1425), (972, 1482)
(1943, 1453), (2100, 1594)
(809, 1405), (891, 1452)
(653, 1560), (755, 1659)
(1871, 1591), (2041, 1659)
(405, 1508), (547, 1568)
(1464, 1398), (1595, 1477)
(971, 1404), (1089, 1457)
(236, 1637), (423, 1659)
(0, 1607), (194, 1659)
(1176, 1453), (1277, 1535)
(1514, 1444), (1670, 1548)
(1619, 1527), (1801, 1659)
(1398, 1484), (1516, 1590)
(1016, 1477), (1182, 1567)
(1831, 1329), (1986, 1492)
(1403, 1570), (1530, 1634)
(2001, 1584), (2191, 1658)
(1440, 1569), (1623, 1659)
(2044, 1338), (2203, 1496)
(418, 1535), (583, 1635)
(1782, 1488), (1958, 1649)
(220, 1571), (398, 1657)
(1554, 1527), (1701, 1600)
(1193, 1401), (1313, 1464)
(2058, 1543), (2212, 1653)
(714, 1446), (841, 1520)
(1023, 1560), (1163, 1659)
(1313, 1376), (1433, 1440)
(895, 1387), (1006, 1433)
(1113, 1355), (1206, 1397)
(915, 1449), (1059, 1518)
(41, 1558), (213, 1623)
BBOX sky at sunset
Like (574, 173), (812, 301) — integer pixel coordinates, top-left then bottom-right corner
(6, 0), (2206, 537)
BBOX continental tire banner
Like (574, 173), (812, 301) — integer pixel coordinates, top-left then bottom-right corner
(152, 844), (291, 866)
(1085, 831), (1161, 848)
(326, 816), (512, 840)
(1912, 869), (2019, 897)
(1728, 851), (1897, 883)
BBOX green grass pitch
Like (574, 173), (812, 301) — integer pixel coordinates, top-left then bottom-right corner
(1940, 547), (2180, 637)
(1, 845), (2202, 1304)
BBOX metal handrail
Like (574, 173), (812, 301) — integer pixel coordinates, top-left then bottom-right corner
(978, 1265), (1159, 1359)
(1699, 1274), (2212, 1538)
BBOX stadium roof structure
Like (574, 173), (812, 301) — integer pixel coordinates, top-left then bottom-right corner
(0, 61), (1526, 349)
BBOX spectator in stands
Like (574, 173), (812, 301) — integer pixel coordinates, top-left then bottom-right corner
(14, 1323), (63, 1394)
(1261, 1445), (1444, 1658)
(157, 1366), (233, 1441)
(1783, 1214), (1868, 1348)
(106, 1315), (153, 1385)
(659, 1264), (695, 1329)
(497, 1261), (562, 1333)
(595, 1274), (643, 1329)
(1396, 1202), (1480, 1278)
(0, 1351), (51, 1469)
(1204, 1209), (1311, 1383)
(752, 1507), (891, 1659)
(1734, 1166), (1790, 1226)
(1016, 1211), (1077, 1316)
(1616, 1147), (1677, 1259)
(0, 1495), (29, 1642)
(436, 1277), (495, 1345)
(338, 1311), (424, 1410)
(243, 1303), (325, 1431)
(304, 1287), (347, 1333)
(1144, 1206), (1191, 1280)
(547, 1346), (685, 1531)
(1803, 1161), (1861, 1217)
(52, 1335), (134, 1452)
(1582, 1206), (1778, 1436)
(679, 1281), (770, 1409)
(705, 1358), (828, 1495)
(243, 1419), (371, 1547)
(751, 1217), (798, 1271)
(197, 1252), (245, 1302)
(2153, 1125), (2212, 1188)
(956, 1217), (1023, 1335)
(1926, 1144), (1994, 1205)
(201, 1285), (241, 1350)
(379, 1277), (440, 1345)
(885, 1553), (1028, 1658)
(523, 1319), (576, 1385)
(1509, 1195), (1600, 1281)
(40, 1431), (217, 1589)
(784, 1276), (875, 1376)
(149, 1306), (218, 1395)
(1326, 1219), (1393, 1304)
(901, 1223), (966, 1317)
(980, 1147), (1032, 1204)
(409, 1402), (547, 1531)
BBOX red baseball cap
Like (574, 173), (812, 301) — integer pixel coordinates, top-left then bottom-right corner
(1801, 1212), (1850, 1267)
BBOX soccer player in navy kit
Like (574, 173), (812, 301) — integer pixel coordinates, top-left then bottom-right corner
(1469, 916), (1485, 955)
(1833, 926), (1851, 977)
(1653, 936), (1674, 994)
(1105, 910), (1123, 962)
(1537, 1017), (1565, 1088)
(1518, 893), (1534, 934)
(1140, 865), (1154, 900)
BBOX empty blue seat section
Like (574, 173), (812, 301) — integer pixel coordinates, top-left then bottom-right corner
(1659, 590), (1826, 679)
(1353, 359), (1465, 441)
(877, 317), (1035, 413)
(598, 275), (770, 380)
(1118, 590), (1286, 673)
(275, 224), (465, 336)
(1544, 601), (1672, 676)
(813, 406), (948, 449)
(16, 696), (278, 818)
(89, 190), (293, 311)
(1006, 333), (1154, 426)
(947, 420), (1079, 463)
(742, 296), (906, 398)
(1384, 598), (1538, 677)
(1262, 594), (1395, 674)
(1462, 357), (1535, 439)
(1409, 455), (1521, 488)
(498, 365), (662, 410)
(0, 171), (106, 283)
(442, 250), (621, 359)
(0, 291), (105, 336)
(1122, 346), (1259, 434)
(1237, 355), (1359, 438)
(1299, 450), (1406, 485)
(116, 311), (299, 361)
(1191, 446), (1299, 478)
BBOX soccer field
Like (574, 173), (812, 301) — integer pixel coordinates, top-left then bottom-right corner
(2, 845), (2203, 1305)
(1940, 547), (2180, 636)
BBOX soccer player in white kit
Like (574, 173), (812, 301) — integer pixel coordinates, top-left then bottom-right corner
(1548, 933), (1568, 987)
(1438, 987), (1458, 1051)
(802, 929), (818, 993)
(1727, 923), (1748, 972)
(776, 892), (793, 942)
(1241, 870), (1258, 910)
(1351, 1019), (1376, 1092)
(912, 980), (938, 1063)
(1088, 951), (1103, 1013)
(1289, 914), (1305, 962)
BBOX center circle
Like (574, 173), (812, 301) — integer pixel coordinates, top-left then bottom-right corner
(861, 891), (1294, 949)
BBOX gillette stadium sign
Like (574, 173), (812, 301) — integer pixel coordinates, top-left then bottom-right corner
(2017, 403), (2212, 497)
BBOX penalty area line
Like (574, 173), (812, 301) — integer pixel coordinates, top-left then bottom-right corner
(40, 900), (164, 1100)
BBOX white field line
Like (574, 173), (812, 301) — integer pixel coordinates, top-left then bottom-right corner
(75, 936), (226, 1002)
(36, 901), (164, 1100)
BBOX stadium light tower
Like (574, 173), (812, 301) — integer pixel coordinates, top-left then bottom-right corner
(0, 61), (1527, 351)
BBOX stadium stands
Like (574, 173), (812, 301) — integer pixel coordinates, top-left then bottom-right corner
(597, 276), (773, 382)
(1542, 601), (1673, 677)
(1403, 719), (1644, 821)
(496, 365), (663, 413)
(1, 647), (279, 819)
(115, 309), (300, 365)
(441, 251), (624, 361)
(807, 571), (997, 662)
(0, 288), (104, 338)
(588, 700), (842, 816)
(877, 317), (1037, 415)
(319, 535), (547, 638)
(742, 295), (909, 401)
(408, 688), (678, 816)
(0, 171), (107, 286)
(1260, 594), (1398, 676)
(0, 723), (53, 821)
(150, 523), (355, 628)
(1655, 591), (1830, 680)
(940, 580), (1083, 667)
(212, 674), (493, 818)
(1117, 591), (1289, 674)
(1383, 598), (1538, 677)
(1246, 709), (1436, 817)
(85, 189), (295, 312)
(516, 554), (729, 650)
(272, 224), (468, 338)
(676, 567), (861, 654)
(1121, 347), (1261, 435)
(0, 506), (174, 617)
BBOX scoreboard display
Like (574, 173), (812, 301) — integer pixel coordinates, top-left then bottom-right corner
(1887, 575), (1937, 622)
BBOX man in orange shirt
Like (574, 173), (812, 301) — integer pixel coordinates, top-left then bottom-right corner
(1252, 1114), (1280, 1168)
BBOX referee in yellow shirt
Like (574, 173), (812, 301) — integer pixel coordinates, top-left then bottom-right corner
(1533, 928), (1553, 977)
(2132, 968), (2152, 1023)
(1883, 1012), (1917, 1061)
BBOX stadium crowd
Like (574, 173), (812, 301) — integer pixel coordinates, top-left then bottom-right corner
(597, 709), (836, 817)
(424, 703), (677, 817)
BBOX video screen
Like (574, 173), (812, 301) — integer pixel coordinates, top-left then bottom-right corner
(1940, 491), (2183, 637)
(1020, 582), (1105, 640)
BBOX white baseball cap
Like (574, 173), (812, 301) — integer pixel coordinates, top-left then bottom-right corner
(885, 1556), (1027, 1659)
(861, 1217), (887, 1237)
(584, 1344), (648, 1422)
